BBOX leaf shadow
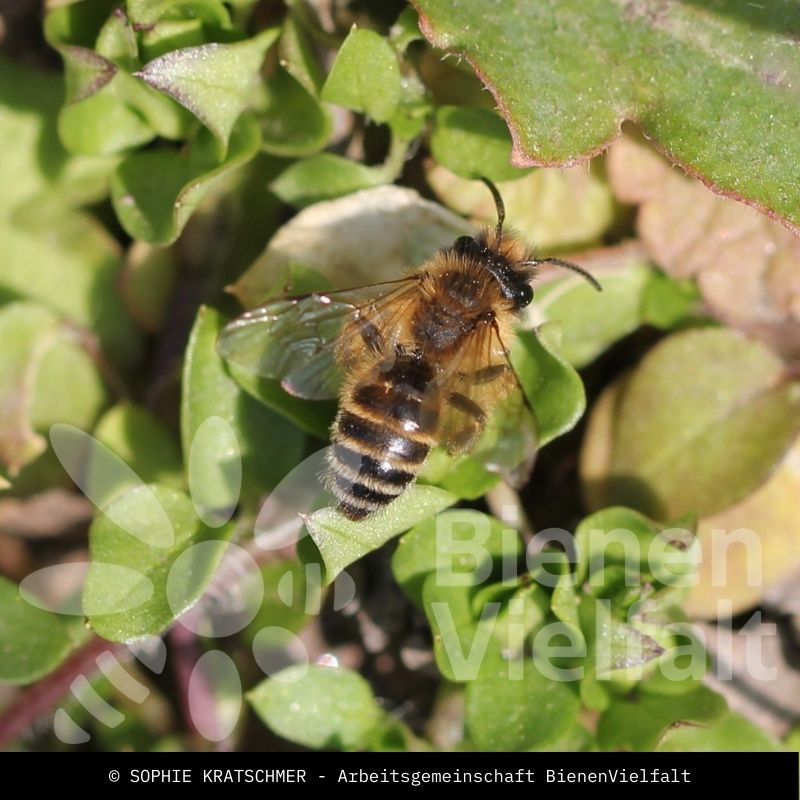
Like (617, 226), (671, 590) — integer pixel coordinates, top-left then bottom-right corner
(585, 472), (668, 521)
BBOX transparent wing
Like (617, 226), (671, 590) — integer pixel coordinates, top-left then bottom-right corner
(435, 321), (538, 487)
(216, 279), (419, 400)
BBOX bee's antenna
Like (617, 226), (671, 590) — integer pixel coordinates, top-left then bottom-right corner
(480, 177), (505, 244)
(526, 257), (602, 292)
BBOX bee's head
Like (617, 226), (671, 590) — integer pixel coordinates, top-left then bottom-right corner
(452, 235), (534, 309)
(452, 179), (600, 309)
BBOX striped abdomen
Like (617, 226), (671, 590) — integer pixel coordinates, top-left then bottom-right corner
(328, 350), (438, 520)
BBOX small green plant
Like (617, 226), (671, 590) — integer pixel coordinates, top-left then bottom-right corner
(1, 0), (799, 753)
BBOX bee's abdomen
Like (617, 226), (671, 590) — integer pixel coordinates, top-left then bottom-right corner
(328, 354), (436, 520)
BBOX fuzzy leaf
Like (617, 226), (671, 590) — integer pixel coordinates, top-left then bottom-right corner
(430, 106), (530, 182)
(136, 28), (279, 147)
(0, 576), (78, 685)
(414, 0), (800, 231)
(609, 328), (800, 519)
(322, 27), (402, 123)
(305, 486), (458, 583)
(248, 665), (383, 750)
(271, 154), (386, 209)
(85, 484), (231, 642)
(111, 113), (261, 244)
(182, 307), (305, 512)
(465, 656), (581, 751)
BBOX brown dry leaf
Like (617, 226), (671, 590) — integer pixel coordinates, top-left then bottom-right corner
(608, 135), (800, 359)
(685, 438), (800, 618)
(0, 488), (93, 539)
(696, 620), (800, 740)
(0, 531), (29, 580)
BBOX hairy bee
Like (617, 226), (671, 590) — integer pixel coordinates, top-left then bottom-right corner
(218, 180), (600, 520)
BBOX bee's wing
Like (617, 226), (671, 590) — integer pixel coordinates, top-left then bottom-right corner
(217, 279), (419, 400)
(435, 320), (538, 488)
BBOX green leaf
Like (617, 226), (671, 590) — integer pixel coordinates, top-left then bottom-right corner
(246, 559), (316, 644)
(50, 422), (170, 511)
(535, 253), (652, 368)
(279, 12), (324, 96)
(94, 7), (139, 68)
(392, 510), (522, 607)
(45, 8), (166, 156)
(640, 623), (707, 696)
(418, 447), (501, 500)
(118, 70), (194, 141)
(322, 26), (402, 123)
(0, 303), (60, 475)
(574, 506), (698, 586)
(0, 576), (77, 685)
(597, 685), (727, 751)
(94, 404), (183, 488)
(430, 106), (530, 182)
(657, 711), (785, 752)
(271, 154), (386, 209)
(609, 328), (800, 518)
(414, 0), (800, 232)
(511, 328), (585, 447)
(0, 58), (115, 214)
(640, 270), (704, 330)
(584, 596), (664, 678)
(1, 52), (120, 258)
(84, 484), (231, 642)
(227, 364), (336, 441)
(58, 75), (157, 156)
(305, 486), (458, 583)
(535, 720), (596, 752)
(465, 656), (581, 751)
(182, 307), (305, 512)
(390, 6), (424, 53)
(422, 576), (490, 682)
(136, 28), (279, 147)
(387, 93), (431, 143)
(0, 207), (141, 366)
(43, 0), (118, 50)
(127, 0), (232, 28)
(59, 45), (117, 103)
(139, 18), (207, 62)
(257, 68), (332, 157)
(551, 563), (583, 648)
(248, 665), (384, 749)
(110, 113), (262, 244)
(0, 302), (107, 478)
(783, 727), (800, 752)
(56, 58), (191, 154)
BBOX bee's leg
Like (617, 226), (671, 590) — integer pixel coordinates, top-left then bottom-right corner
(472, 364), (512, 384)
(338, 316), (387, 365)
(354, 317), (385, 356)
(446, 392), (487, 453)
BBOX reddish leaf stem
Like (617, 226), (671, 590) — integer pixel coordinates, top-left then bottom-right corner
(0, 634), (123, 748)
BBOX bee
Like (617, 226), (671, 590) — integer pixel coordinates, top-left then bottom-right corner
(218, 179), (600, 520)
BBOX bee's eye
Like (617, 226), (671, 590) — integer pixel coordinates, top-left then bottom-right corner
(515, 282), (534, 307)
